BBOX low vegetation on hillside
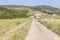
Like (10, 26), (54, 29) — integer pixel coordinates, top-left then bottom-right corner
(33, 5), (60, 15)
(0, 6), (29, 19)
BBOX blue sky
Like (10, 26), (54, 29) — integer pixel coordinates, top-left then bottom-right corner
(0, 0), (60, 8)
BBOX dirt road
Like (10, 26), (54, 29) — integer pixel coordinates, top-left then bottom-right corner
(25, 19), (60, 40)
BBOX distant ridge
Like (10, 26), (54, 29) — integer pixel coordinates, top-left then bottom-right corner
(32, 5), (60, 15)
(0, 5), (60, 19)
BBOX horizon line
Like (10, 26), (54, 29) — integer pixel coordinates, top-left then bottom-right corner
(0, 4), (59, 8)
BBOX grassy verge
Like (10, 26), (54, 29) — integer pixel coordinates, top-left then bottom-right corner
(37, 18), (60, 36)
(0, 18), (30, 35)
(9, 19), (32, 40)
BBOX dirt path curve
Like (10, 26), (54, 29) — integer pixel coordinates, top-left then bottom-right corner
(0, 21), (29, 40)
(25, 19), (60, 40)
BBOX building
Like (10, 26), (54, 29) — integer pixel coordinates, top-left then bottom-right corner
(52, 14), (57, 16)
(35, 14), (42, 18)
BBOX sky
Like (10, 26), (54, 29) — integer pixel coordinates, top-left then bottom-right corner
(0, 0), (60, 8)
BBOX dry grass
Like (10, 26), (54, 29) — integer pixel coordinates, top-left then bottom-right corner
(38, 18), (60, 36)
(9, 19), (32, 40)
(0, 18), (30, 35)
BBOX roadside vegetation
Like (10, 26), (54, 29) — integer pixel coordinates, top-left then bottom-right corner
(37, 16), (60, 36)
(0, 18), (31, 36)
(9, 19), (32, 40)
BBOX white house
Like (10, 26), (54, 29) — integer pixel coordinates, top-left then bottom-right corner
(35, 14), (43, 18)
(31, 16), (34, 18)
(52, 14), (57, 16)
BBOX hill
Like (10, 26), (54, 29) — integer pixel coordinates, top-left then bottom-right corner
(32, 5), (60, 15)
(0, 5), (32, 11)
(0, 5), (60, 19)
(0, 6), (29, 19)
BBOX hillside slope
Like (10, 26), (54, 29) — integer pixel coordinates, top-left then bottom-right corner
(0, 5), (60, 19)
(0, 6), (29, 19)
(32, 5), (60, 15)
